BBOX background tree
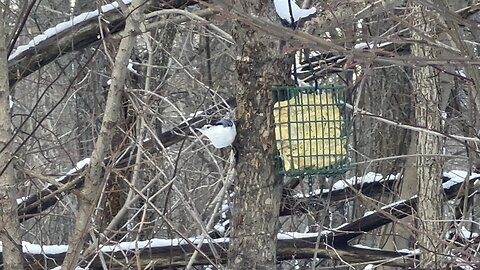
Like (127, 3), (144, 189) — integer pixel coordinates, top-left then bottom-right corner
(410, 2), (444, 266)
(0, 4), (23, 268)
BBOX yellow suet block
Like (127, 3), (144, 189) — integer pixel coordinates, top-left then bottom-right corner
(274, 92), (347, 172)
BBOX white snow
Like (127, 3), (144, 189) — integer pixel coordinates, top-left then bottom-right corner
(16, 196), (28, 204)
(189, 111), (205, 118)
(455, 69), (467, 78)
(1, 237), (229, 255)
(277, 232), (322, 239)
(295, 170), (478, 199)
(273, 0), (316, 23)
(99, 237), (229, 253)
(296, 172), (399, 198)
(396, 248), (420, 255)
(127, 59), (139, 75)
(447, 226), (480, 240)
(379, 198), (409, 210)
(9, 0), (133, 61)
(51, 267), (87, 270)
(363, 210), (375, 217)
(443, 170), (480, 189)
(0, 241), (68, 254)
(352, 244), (381, 250)
(105, 59), (139, 84)
(56, 158), (91, 182)
(22, 241), (68, 254)
(354, 41), (392, 49)
(459, 227), (479, 238)
(214, 220), (230, 236)
(330, 172), (398, 191)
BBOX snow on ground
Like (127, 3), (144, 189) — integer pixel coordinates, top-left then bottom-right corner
(9, 0), (133, 61)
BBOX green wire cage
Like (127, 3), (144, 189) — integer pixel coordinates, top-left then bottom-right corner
(273, 85), (350, 177)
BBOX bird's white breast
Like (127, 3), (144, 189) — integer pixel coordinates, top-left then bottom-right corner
(198, 124), (236, 149)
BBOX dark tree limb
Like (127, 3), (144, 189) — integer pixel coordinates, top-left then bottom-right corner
(17, 98), (234, 221)
(15, 175), (480, 269)
(331, 176), (480, 244)
(16, 236), (415, 269)
(7, 0), (196, 87)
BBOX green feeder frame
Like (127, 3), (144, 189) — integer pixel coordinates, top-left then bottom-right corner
(273, 85), (350, 177)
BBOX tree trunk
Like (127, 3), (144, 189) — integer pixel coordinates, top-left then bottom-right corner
(227, 1), (290, 269)
(410, 2), (444, 267)
(0, 9), (24, 269)
(61, 1), (146, 268)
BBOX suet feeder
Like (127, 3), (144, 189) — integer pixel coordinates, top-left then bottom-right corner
(273, 85), (350, 176)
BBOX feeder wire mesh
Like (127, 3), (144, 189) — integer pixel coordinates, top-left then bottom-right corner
(273, 85), (349, 176)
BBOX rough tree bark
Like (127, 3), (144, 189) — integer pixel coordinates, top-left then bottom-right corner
(227, 1), (290, 269)
(410, 2), (445, 267)
(61, 0), (146, 269)
(0, 8), (24, 269)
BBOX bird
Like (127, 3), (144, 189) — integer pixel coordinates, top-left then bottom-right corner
(197, 118), (237, 149)
(273, 0), (317, 25)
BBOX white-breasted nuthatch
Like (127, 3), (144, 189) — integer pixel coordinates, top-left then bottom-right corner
(197, 118), (236, 149)
(273, 0), (316, 24)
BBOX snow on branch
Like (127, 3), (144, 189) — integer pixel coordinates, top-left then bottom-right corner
(7, 0), (196, 86)
(14, 167), (479, 269)
(17, 98), (235, 221)
(8, 0), (132, 61)
(13, 233), (415, 269)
